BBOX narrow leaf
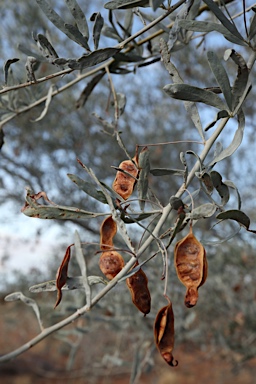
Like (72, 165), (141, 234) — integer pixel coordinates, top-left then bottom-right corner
(5, 292), (43, 331)
(216, 210), (250, 229)
(104, 0), (149, 10)
(64, 0), (89, 39)
(55, 48), (120, 70)
(150, 168), (185, 176)
(224, 180), (241, 210)
(32, 85), (53, 122)
(116, 93), (126, 115)
(160, 39), (204, 141)
(150, 0), (164, 11)
(190, 203), (216, 220)
(138, 147), (150, 210)
(36, 34), (59, 60)
(74, 230), (91, 305)
(76, 72), (105, 109)
(91, 12), (104, 50)
(205, 110), (229, 131)
(208, 109), (245, 165)
(67, 173), (108, 203)
(36, 0), (90, 49)
(178, 20), (246, 46)
(164, 83), (228, 110)
(207, 51), (232, 110)
(29, 276), (106, 292)
(224, 49), (249, 111)
(210, 171), (229, 205)
(202, 0), (244, 41)
(249, 11), (256, 39)
(4, 58), (19, 85)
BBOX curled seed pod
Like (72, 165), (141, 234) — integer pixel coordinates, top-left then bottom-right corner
(55, 245), (72, 308)
(100, 215), (117, 250)
(174, 227), (207, 308)
(154, 301), (178, 367)
(112, 159), (138, 200)
(126, 261), (151, 316)
(99, 250), (125, 280)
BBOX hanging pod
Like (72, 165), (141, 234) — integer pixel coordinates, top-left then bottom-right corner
(100, 215), (117, 251)
(154, 300), (178, 366)
(112, 159), (138, 200)
(174, 226), (207, 308)
(99, 250), (125, 280)
(126, 261), (151, 316)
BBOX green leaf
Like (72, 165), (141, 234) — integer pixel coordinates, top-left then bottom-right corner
(216, 210), (250, 229)
(190, 203), (216, 220)
(29, 276), (106, 292)
(164, 83), (228, 110)
(138, 147), (150, 210)
(150, 168), (185, 176)
(208, 109), (245, 166)
(207, 51), (232, 111)
(54, 48), (120, 70)
(104, 0), (149, 10)
(121, 211), (159, 223)
(202, 0), (244, 41)
(36, 0), (90, 50)
(91, 12), (104, 50)
(64, 0), (89, 39)
(178, 20), (246, 46)
(67, 173), (108, 203)
(210, 171), (229, 206)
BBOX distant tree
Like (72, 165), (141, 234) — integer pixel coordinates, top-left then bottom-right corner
(1, 0), (256, 379)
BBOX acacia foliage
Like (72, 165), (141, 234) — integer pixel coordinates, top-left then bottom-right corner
(1, 0), (256, 377)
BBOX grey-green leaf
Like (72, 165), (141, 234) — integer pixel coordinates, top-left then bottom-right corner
(216, 210), (250, 229)
(224, 180), (241, 210)
(92, 12), (104, 50)
(249, 11), (256, 39)
(22, 204), (106, 220)
(150, 168), (185, 176)
(29, 276), (106, 292)
(202, 0), (244, 41)
(104, 0), (149, 10)
(4, 58), (19, 85)
(207, 51), (232, 111)
(55, 48), (120, 70)
(164, 83), (228, 110)
(208, 109), (245, 166)
(190, 203), (216, 220)
(178, 20), (246, 46)
(31, 85), (53, 122)
(5, 292), (43, 331)
(210, 171), (229, 206)
(36, 0), (90, 49)
(67, 173), (108, 203)
(64, 0), (89, 39)
(76, 71), (105, 109)
(138, 147), (150, 210)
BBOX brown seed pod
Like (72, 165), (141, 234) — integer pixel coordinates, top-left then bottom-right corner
(100, 215), (117, 251)
(126, 261), (151, 316)
(154, 301), (178, 367)
(174, 227), (207, 308)
(112, 159), (138, 200)
(99, 250), (125, 280)
(55, 245), (72, 308)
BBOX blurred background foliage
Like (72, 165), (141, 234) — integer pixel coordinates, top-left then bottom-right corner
(0, 0), (256, 382)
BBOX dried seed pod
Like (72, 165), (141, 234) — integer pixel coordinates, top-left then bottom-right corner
(55, 245), (72, 308)
(99, 250), (125, 280)
(126, 261), (151, 316)
(100, 215), (117, 250)
(174, 227), (207, 308)
(112, 159), (138, 200)
(154, 301), (178, 367)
